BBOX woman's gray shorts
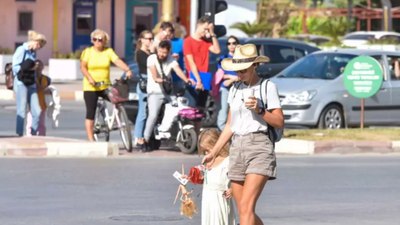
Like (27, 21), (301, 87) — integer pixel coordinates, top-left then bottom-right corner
(228, 132), (277, 181)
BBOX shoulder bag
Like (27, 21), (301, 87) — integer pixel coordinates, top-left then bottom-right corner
(157, 57), (173, 95)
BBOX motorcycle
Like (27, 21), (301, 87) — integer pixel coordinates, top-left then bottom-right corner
(148, 88), (203, 154)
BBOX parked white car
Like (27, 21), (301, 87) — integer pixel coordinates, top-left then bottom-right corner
(342, 31), (400, 47)
(272, 49), (400, 129)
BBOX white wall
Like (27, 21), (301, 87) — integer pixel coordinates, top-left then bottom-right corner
(215, 0), (257, 38)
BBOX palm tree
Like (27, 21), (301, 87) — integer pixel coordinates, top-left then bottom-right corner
(230, 21), (271, 37)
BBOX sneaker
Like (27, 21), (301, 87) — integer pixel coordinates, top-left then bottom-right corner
(156, 131), (171, 140)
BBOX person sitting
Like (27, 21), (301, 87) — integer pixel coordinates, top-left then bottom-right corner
(142, 40), (192, 151)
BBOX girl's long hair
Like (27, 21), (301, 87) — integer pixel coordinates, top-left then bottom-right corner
(198, 128), (229, 157)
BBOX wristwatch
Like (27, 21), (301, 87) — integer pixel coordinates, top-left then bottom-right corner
(257, 107), (265, 115)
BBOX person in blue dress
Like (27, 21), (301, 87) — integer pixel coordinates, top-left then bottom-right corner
(216, 35), (240, 130)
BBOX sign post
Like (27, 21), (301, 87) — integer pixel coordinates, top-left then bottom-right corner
(343, 56), (383, 128)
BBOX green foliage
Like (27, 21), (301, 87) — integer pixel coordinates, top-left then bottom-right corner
(230, 21), (271, 37)
(317, 16), (353, 44)
(285, 15), (353, 46)
(52, 50), (82, 59)
(0, 47), (13, 54)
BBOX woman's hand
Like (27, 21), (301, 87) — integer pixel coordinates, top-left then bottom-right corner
(126, 70), (133, 79)
(202, 152), (215, 168)
(244, 96), (258, 111)
(88, 76), (96, 86)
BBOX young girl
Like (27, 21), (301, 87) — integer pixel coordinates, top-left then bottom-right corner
(25, 60), (51, 136)
(198, 128), (236, 225)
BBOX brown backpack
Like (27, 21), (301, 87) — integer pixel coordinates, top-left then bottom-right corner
(4, 63), (13, 90)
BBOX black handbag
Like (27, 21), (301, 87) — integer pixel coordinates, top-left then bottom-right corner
(18, 54), (36, 86)
(138, 74), (147, 93)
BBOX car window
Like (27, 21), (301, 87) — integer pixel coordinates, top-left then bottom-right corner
(370, 55), (386, 81)
(293, 48), (306, 60)
(281, 53), (355, 79)
(344, 34), (375, 40)
(387, 55), (400, 80)
(264, 44), (296, 64)
(379, 35), (400, 44)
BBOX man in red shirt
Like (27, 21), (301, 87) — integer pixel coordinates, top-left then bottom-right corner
(183, 16), (221, 108)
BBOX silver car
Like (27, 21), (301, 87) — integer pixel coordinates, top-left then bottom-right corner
(271, 49), (400, 129)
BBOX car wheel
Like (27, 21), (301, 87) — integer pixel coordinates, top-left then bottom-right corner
(317, 104), (344, 129)
(202, 94), (218, 127)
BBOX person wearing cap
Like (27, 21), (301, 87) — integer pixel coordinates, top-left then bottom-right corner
(202, 43), (284, 225)
(12, 30), (46, 136)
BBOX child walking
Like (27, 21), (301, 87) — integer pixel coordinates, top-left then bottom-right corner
(25, 60), (51, 136)
(198, 128), (236, 225)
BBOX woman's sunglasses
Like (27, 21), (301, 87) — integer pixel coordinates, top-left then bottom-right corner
(143, 37), (154, 41)
(236, 68), (248, 73)
(227, 41), (237, 46)
(92, 37), (103, 42)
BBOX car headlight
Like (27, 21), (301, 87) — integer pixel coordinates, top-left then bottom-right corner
(284, 90), (317, 104)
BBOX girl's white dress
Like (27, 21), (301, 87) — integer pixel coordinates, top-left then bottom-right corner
(202, 157), (236, 225)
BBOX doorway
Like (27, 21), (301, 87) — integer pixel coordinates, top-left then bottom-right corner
(125, 0), (158, 62)
(72, 0), (96, 51)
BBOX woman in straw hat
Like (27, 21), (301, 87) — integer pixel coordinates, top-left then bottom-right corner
(202, 43), (284, 225)
(12, 30), (47, 136)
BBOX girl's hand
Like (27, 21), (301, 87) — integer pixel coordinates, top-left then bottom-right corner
(223, 188), (232, 199)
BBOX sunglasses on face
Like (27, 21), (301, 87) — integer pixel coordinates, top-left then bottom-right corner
(143, 37), (153, 41)
(92, 37), (103, 42)
(236, 68), (249, 73)
(227, 41), (237, 46)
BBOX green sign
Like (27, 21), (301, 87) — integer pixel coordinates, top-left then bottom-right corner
(343, 56), (383, 99)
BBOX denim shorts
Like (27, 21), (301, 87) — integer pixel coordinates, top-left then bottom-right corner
(228, 132), (277, 181)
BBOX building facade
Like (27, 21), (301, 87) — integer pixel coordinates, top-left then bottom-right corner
(0, 0), (191, 63)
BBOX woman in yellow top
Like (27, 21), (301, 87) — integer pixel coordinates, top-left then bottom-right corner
(80, 29), (133, 141)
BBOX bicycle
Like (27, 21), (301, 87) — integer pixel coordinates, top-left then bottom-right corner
(93, 79), (133, 152)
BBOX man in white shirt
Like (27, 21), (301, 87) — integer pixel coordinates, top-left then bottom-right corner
(143, 40), (192, 151)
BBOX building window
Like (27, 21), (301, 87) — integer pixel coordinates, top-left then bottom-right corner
(18, 11), (33, 35)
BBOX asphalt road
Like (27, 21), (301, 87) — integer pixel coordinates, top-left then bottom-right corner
(0, 155), (399, 225)
(0, 100), (137, 141)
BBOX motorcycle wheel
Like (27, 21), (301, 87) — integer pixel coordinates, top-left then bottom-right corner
(176, 128), (197, 154)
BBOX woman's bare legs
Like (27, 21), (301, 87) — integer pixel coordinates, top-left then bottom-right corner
(231, 174), (268, 225)
(85, 119), (95, 141)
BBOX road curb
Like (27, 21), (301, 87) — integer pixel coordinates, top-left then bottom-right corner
(0, 136), (119, 157)
(0, 89), (84, 101)
(275, 139), (400, 155)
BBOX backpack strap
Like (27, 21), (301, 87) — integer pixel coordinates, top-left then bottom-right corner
(231, 81), (243, 101)
(259, 78), (269, 109)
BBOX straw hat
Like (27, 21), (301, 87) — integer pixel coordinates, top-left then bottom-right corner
(221, 43), (269, 71)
